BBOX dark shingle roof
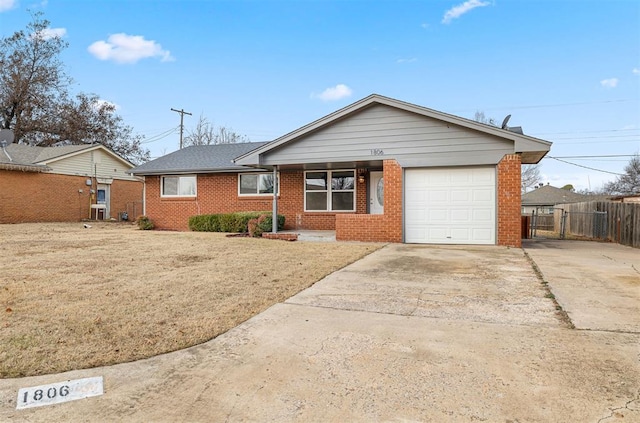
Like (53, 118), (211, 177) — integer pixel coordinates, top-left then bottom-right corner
(522, 185), (595, 206)
(129, 142), (270, 175)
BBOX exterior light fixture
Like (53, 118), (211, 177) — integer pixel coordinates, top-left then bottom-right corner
(357, 170), (366, 184)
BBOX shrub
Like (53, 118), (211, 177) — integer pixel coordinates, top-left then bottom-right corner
(248, 214), (269, 237)
(188, 214), (221, 232)
(188, 211), (285, 233)
(136, 215), (154, 230)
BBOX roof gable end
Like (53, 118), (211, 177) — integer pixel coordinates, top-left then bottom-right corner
(234, 94), (552, 166)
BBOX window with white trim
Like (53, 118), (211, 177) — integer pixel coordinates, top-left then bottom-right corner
(161, 175), (196, 197)
(238, 173), (278, 196)
(305, 170), (355, 211)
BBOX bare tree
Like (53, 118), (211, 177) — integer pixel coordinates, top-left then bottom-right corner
(474, 111), (497, 126)
(183, 114), (249, 146)
(602, 153), (640, 195)
(0, 11), (70, 135)
(0, 12), (149, 164)
(474, 111), (542, 193)
(521, 164), (542, 193)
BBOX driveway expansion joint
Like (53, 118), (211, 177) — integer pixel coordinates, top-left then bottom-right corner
(522, 249), (575, 329)
(283, 301), (568, 329)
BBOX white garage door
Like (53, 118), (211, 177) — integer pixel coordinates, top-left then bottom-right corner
(405, 167), (496, 244)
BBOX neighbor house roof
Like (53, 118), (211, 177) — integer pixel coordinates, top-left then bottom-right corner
(522, 185), (597, 206)
(235, 94), (552, 167)
(0, 143), (133, 172)
(128, 142), (270, 176)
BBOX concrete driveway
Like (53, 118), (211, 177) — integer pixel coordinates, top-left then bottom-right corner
(1, 243), (638, 422)
(523, 238), (640, 333)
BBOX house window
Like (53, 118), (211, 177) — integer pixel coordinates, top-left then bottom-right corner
(161, 175), (196, 197)
(305, 170), (355, 211)
(238, 173), (278, 196)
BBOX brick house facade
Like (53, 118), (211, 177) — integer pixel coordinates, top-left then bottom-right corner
(0, 144), (143, 224)
(132, 95), (549, 247)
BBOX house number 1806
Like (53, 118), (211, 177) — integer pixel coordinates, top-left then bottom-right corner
(23, 386), (70, 403)
(17, 376), (104, 410)
(371, 149), (384, 156)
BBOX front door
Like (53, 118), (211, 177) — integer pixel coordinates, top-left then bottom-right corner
(369, 171), (384, 214)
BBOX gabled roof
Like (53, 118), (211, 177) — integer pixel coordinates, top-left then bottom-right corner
(234, 94), (552, 166)
(129, 142), (270, 176)
(522, 185), (596, 206)
(0, 143), (134, 172)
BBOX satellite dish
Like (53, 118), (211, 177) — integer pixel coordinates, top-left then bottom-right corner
(501, 115), (511, 130)
(0, 129), (15, 145)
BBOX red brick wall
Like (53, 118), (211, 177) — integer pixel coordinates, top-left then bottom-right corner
(144, 170), (369, 231)
(497, 154), (522, 247)
(144, 157), (521, 246)
(110, 179), (144, 220)
(0, 170), (142, 223)
(336, 160), (403, 243)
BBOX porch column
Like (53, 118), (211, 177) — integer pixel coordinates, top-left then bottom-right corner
(272, 166), (278, 233)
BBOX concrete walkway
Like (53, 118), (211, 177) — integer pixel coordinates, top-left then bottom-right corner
(1, 242), (638, 422)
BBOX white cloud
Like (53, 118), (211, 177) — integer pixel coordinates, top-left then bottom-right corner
(442, 0), (490, 24)
(94, 98), (119, 111)
(32, 27), (66, 40)
(0, 0), (17, 12)
(397, 57), (417, 64)
(88, 33), (174, 64)
(312, 84), (353, 101)
(633, 68), (639, 75)
(421, 23), (430, 29)
(600, 78), (618, 88)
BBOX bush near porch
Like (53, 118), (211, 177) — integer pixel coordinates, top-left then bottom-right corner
(188, 211), (285, 233)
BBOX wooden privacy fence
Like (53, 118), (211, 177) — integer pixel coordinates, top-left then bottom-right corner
(554, 201), (639, 248)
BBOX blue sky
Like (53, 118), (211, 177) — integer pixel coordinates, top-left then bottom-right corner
(1, 0), (638, 191)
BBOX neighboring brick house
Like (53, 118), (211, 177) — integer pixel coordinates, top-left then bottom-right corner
(0, 143), (143, 223)
(130, 94), (552, 247)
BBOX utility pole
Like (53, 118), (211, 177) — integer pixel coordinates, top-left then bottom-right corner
(171, 108), (192, 149)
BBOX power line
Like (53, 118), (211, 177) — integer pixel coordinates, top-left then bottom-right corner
(553, 138), (640, 145)
(547, 154), (636, 159)
(547, 157), (625, 176)
(532, 128), (639, 136)
(451, 98), (637, 114)
(141, 126), (179, 144)
(550, 134), (640, 140)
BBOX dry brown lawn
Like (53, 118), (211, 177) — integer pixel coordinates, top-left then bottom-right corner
(0, 222), (382, 378)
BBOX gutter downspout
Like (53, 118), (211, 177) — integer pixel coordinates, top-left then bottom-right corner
(272, 166), (278, 233)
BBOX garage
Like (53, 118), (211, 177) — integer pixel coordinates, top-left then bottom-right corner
(404, 167), (496, 244)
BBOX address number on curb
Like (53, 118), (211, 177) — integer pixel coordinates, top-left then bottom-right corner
(17, 376), (104, 410)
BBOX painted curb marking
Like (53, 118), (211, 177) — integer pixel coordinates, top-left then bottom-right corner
(17, 376), (104, 410)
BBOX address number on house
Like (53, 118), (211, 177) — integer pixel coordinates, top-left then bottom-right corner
(370, 149), (385, 156)
(16, 376), (104, 410)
